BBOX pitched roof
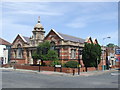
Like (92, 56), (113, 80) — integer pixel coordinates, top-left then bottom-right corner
(18, 34), (28, 43)
(51, 29), (64, 39)
(23, 36), (30, 43)
(0, 38), (11, 45)
(85, 36), (93, 43)
(45, 29), (85, 43)
(12, 34), (30, 44)
(92, 38), (98, 44)
(58, 32), (85, 43)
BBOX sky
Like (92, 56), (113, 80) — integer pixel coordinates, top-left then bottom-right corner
(1, 2), (118, 46)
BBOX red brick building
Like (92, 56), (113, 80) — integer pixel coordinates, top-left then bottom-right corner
(11, 17), (101, 66)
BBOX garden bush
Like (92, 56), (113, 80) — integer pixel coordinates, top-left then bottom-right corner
(64, 61), (79, 68)
(50, 61), (61, 67)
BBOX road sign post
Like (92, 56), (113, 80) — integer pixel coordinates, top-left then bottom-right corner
(78, 64), (81, 75)
(38, 60), (41, 72)
(54, 65), (62, 72)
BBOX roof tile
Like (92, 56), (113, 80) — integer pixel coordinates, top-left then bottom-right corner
(58, 32), (85, 43)
(0, 38), (11, 45)
(23, 36), (30, 43)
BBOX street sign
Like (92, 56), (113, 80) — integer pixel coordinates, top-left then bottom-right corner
(55, 65), (61, 67)
(115, 56), (120, 62)
(115, 49), (120, 55)
(38, 59), (41, 62)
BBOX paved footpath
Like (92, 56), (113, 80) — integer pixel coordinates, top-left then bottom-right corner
(0, 67), (119, 77)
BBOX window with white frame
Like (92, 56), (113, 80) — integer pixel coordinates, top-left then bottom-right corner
(71, 49), (76, 59)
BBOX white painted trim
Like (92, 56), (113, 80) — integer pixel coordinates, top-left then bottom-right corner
(85, 36), (91, 42)
(18, 34), (27, 43)
(51, 29), (64, 39)
(92, 38), (96, 43)
(92, 38), (98, 44)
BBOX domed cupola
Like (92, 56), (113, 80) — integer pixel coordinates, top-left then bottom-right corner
(30, 16), (45, 46)
(33, 16), (45, 32)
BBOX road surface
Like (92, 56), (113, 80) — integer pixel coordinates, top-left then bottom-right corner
(2, 69), (119, 88)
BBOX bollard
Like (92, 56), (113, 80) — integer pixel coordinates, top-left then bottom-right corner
(14, 63), (16, 70)
(60, 67), (62, 72)
(54, 67), (56, 72)
(39, 65), (40, 72)
(38, 61), (41, 72)
(78, 67), (80, 75)
(73, 69), (75, 76)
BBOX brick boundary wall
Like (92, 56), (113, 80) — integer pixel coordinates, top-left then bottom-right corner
(13, 64), (116, 73)
(2, 64), (119, 73)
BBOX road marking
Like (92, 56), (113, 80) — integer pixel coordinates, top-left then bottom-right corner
(111, 73), (120, 76)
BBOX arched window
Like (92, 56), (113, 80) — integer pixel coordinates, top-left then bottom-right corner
(17, 44), (22, 58)
(50, 41), (55, 50)
(71, 49), (76, 59)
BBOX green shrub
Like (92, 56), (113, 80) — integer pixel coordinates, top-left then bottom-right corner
(51, 61), (61, 67)
(64, 61), (79, 68)
(32, 51), (39, 59)
(62, 63), (66, 67)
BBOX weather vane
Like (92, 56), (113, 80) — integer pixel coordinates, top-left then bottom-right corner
(38, 16), (40, 23)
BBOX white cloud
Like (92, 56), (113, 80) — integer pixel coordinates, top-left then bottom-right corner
(101, 31), (118, 40)
(2, 2), (64, 16)
(66, 22), (86, 28)
(2, 17), (33, 43)
(66, 11), (117, 29)
(1, 0), (119, 2)
(7, 10), (63, 16)
(65, 2), (117, 29)
(0, 3), (2, 37)
(1, 2), (118, 45)
(65, 15), (89, 28)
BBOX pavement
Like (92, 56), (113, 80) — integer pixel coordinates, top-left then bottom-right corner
(0, 67), (119, 77)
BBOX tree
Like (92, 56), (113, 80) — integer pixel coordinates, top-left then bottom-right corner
(94, 44), (102, 69)
(46, 50), (59, 66)
(32, 41), (50, 65)
(106, 43), (115, 47)
(46, 50), (58, 61)
(82, 43), (102, 72)
(32, 51), (39, 65)
(32, 51), (39, 59)
(32, 41), (59, 66)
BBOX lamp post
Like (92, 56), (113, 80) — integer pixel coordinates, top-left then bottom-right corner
(106, 48), (109, 70)
(78, 48), (82, 75)
(103, 37), (111, 41)
(97, 58), (99, 70)
(102, 37), (111, 70)
(101, 50), (103, 71)
(38, 60), (41, 72)
(14, 50), (17, 70)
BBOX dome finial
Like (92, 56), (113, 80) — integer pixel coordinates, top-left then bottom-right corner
(38, 16), (40, 23)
